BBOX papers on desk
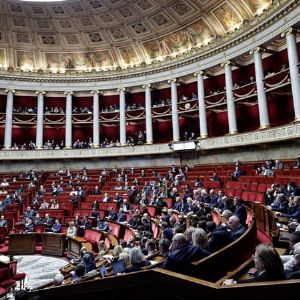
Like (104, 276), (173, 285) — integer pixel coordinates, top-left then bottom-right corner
(0, 255), (10, 263)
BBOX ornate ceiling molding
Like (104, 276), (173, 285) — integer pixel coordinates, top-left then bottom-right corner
(0, 0), (298, 88)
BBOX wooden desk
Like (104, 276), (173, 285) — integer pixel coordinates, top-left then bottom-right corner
(42, 233), (66, 256)
(8, 233), (37, 255)
(68, 236), (92, 257)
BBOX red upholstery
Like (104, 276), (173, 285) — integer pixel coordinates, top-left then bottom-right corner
(9, 261), (26, 289)
(0, 268), (16, 290)
(84, 229), (102, 252)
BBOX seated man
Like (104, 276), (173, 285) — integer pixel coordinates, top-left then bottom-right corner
(80, 216), (91, 231)
(116, 208), (126, 223)
(162, 233), (210, 273)
(48, 219), (62, 233)
(34, 213), (45, 225)
(3, 195), (12, 206)
(0, 201), (6, 213)
(96, 218), (110, 232)
(24, 206), (36, 219)
(24, 218), (35, 233)
(0, 215), (8, 229)
(277, 196), (300, 222)
(227, 215), (246, 240)
(44, 213), (53, 228)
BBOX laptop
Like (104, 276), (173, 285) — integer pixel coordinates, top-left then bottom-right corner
(111, 259), (125, 275)
(99, 264), (108, 278)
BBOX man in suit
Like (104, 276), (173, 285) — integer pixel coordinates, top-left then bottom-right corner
(227, 215), (246, 240)
(208, 224), (233, 252)
(44, 213), (53, 229)
(24, 218), (35, 233)
(163, 233), (210, 273)
(0, 215), (8, 228)
(50, 219), (62, 233)
(233, 197), (247, 226)
(116, 208), (126, 223)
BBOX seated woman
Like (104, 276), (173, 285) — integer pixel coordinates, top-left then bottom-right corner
(224, 244), (286, 284)
(50, 199), (59, 209)
(66, 221), (77, 238)
(124, 248), (151, 273)
(97, 240), (109, 260)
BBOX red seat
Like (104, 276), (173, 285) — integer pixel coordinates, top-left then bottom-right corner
(248, 192), (256, 202)
(0, 268), (16, 291)
(257, 184), (268, 193)
(241, 191), (250, 201)
(9, 261), (26, 289)
(234, 190), (242, 198)
(255, 192), (265, 203)
(250, 183), (258, 192)
(226, 190), (235, 197)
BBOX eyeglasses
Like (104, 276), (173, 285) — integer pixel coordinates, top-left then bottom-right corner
(252, 254), (261, 260)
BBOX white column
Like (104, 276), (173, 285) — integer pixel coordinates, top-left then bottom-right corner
(223, 62), (238, 134)
(92, 90), (100, 148)
(168, 79), (180, 141)
(3, 89), (15, 149)
(143, 84), (153, 144)
(283, 28), (300, 121)
(35, 91), (45, 149)
(252, 47), (270, 128)
(195, 71), (208, 138)
(118, 88), (126, 145)
(64, 91), (73, 149)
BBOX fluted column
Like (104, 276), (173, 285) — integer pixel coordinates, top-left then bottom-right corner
(195, 71), (208, 138)
(251, 47), (270, 129)
(118, 88), (126, 145)
(282, 28), (300, 121)
(143, 84), (153, 144)
(92, 90), (101, 148)
(168, 79), (180, 141)
(35, 91), (46, 149)
(223, 62), (238, 134)
(3, 89), (15, 149)
(64, 91), (73, 149)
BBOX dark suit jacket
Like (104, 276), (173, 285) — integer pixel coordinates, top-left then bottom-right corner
(231, 224), (246, 240)
(234, 204), (247, 226)
(163, 244), (210, 273)
(208, 226), (233, 252)
(116, 212), (126, 222)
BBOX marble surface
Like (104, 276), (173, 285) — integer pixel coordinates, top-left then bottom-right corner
(5, 254), (69, 298)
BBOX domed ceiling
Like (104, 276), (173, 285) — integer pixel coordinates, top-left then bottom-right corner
(0, 0), (274, 73)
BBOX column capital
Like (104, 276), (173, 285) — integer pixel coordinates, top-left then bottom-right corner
(281, 27), (300, 38)
(35, 91), (46, 96)
(142, 84), (152, 89)
(221, 61), (233, 68)
(117, 87), (127, 93)
(249, 47), (264, 55)
(64, 91), (73, 96)
(4, 89), (15, 94)
(168, 78), (180, 84)
(91, 90), (102, 95)
(194, 70), (206, 77)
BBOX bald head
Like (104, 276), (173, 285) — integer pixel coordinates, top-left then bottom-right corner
(171, 233), (187, 251)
